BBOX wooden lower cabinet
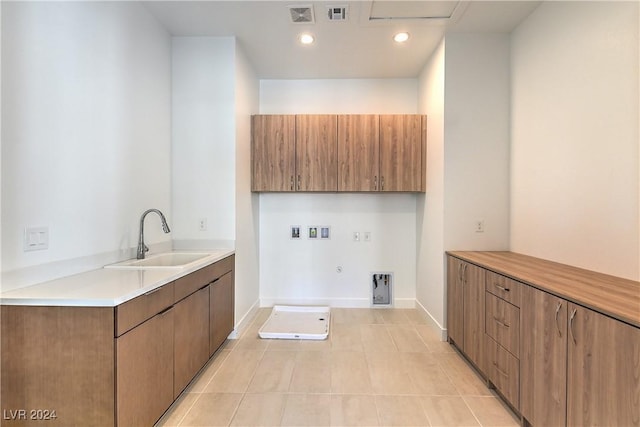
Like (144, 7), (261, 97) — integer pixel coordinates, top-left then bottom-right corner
(1, 256), (235, 427)
(210, 271), (234, 355)
(446, 256), (464, 347)
(520, 286), (567, 427)
(116, 308), (174, 427)
(447, 256), (485, 373)
(174, 286), (210, 397)
(567, 304), (640, 426)
(486, 337), (519, 408)
(1, 306), (115, 427)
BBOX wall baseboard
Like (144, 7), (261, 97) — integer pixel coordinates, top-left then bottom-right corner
(259, 297), (416, 309)
(415, 299), (448, 341)
(230, 298), (260, 339)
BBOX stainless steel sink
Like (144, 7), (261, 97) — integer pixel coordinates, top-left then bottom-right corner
(105, 252), (212, 269)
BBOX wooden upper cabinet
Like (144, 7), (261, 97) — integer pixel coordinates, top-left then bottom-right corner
(379, 115), (425, 192)
(296, 115), (338, 191)
(251, 114), (426, 192)
(251, 115), (296, 191)
(338, 115), (380, 191)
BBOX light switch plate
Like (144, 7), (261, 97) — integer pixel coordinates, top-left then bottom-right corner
(24, 226), (49, 251)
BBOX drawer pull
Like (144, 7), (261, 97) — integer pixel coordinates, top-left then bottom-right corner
(495, 284), (510, 292)
(144, 286), (164, 296)
(493, 317), (510, 328)
(493, 362), (509, 378)
(555, 302), (563, 337)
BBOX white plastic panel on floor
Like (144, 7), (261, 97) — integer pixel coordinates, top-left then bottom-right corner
(258, 305), (330, 340)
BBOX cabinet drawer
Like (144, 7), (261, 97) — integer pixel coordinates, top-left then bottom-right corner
(175, 255), (235, 302)
(485, 292), (520, 357)
(116, 282), (174, 337)
(485, 271), (522, 307)
(487, 337), (520, 410)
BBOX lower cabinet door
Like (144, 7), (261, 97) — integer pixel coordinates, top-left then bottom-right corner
(520, 286), (567, 427)
(116, 307), (174, 427)
(210, 271), (234, 355)
(174, 286), (210, 397)
(567, 304), (640, 426)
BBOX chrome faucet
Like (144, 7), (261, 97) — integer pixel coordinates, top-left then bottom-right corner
(137, 209), (171, 259)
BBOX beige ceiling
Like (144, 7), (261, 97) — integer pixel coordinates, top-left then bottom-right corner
(143, 1), (541, 79)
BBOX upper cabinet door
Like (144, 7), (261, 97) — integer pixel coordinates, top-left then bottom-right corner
(296, 115), (338, 192)
(251, 115), (296, 192)
(379, 115), (425, 192)
(338, 115), (380, 192)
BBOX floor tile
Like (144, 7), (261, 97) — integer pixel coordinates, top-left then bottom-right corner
(415, 324), (456, 354)
(402, 353), (459, 396)
(330, 395), (379, 426)
(435, 352), (493, 396)
(230, 393), (286, 426)
(387, 324), (429, 352)
(205, 350), (263, 393)
(247, 351), (296, 393)
(367, 351), (417, 394)
(378, 308), (411, 325)
(290, 351), (331, 393)
(331, 351), (373, 394)
(463, 396), (520, 427)
(330, 323), (364, 352)
(186, 349), (232, 393)
(420, 396), (480, 427)
(179, 393), (242, 426)
(154, 392), (199, 426)
(374, 395), (431, 426)
(281, 394), (331, 426)
(360, 324), (397, 352)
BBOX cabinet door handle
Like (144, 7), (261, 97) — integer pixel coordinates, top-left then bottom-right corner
(555, 302), (563, 337)
(144, 286), (164, 296)
(290, 176), (294, 191)
(493, 316), (510, 328)
(462, 263), (468, 284)
(493, 362), (509, 378)
(495, 284), (510, 292)
(381, 176), (385, 191)
(569, 308), (577, 344)
(374, 176), (378, 191)
(297, 175), (301, 191)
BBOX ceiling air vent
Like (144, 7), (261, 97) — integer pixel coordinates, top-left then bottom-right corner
(288, 5), (315, 24)
(327, 5), (348, 21)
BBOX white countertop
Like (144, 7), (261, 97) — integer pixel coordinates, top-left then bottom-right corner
(0, 249), (234, 307)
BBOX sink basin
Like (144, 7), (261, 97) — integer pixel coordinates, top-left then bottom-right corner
(105, 252), (212, 269)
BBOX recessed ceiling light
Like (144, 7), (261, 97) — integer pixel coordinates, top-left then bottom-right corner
(299, 33), (315, 45)
(393, 32), (410, 43)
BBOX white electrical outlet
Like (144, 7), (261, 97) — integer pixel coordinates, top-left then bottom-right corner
(353, 231), (360, 242)
(475, 220), (485, 233)
(364, 232), (371, 242)
(198, 218), (208, 231)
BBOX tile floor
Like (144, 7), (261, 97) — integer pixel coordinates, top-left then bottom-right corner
(155, 308), (520, 427)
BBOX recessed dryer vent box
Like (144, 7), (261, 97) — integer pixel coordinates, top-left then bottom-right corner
(372, 272), (393, 306)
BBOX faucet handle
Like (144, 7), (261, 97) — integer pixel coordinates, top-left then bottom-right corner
(144, 244), (149, 253)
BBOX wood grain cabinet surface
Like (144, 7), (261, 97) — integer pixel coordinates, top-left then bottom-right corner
(446, 256), (485, 373)
(447, 251), (640, 427)
(1, 255), (235, 427)
(251, 115), (295, 192)
(252, 114), (426, 193)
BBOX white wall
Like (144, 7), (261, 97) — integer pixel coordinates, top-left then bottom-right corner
(510, 1), (639, 280)
(443, 33), (511, 252)
(1, 2), (172, 290)
(234, 43), (261, 329)
(416, 34), (511, 334)
(416, 40), (446, 330)
(259, 79), (418, 307)
(171, 37), (236, 247)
